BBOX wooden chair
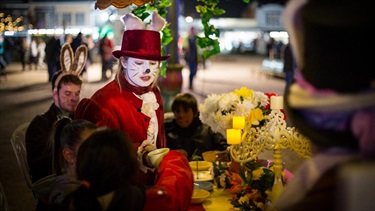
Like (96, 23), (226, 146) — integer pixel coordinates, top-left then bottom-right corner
(0, 181), (10, 211)
(10, 122), (32, 190)
(10, 122), (58, 204)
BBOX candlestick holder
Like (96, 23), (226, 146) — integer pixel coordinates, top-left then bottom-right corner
(228, 96), (312, 204)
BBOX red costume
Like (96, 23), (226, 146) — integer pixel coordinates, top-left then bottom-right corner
(75, 73), (166, 185)
(74, 11), (194, 210)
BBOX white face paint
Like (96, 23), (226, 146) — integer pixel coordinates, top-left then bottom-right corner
(121, 57), (160, 87)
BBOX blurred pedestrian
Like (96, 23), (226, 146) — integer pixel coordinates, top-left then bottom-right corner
(29, 37), (38, 70)
(45, 36), (61, 82)
(37, 37), (46, 70)
(71, 32), (83, 52)
(0, 35), (7, 74)
(99, 33), (114, 80)
(282, 40), (295, 87)
(183, 26), (198, 90)
(19, 37), (29, 72)
(266, 37), (275, 59)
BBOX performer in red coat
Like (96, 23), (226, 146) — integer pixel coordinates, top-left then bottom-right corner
(74, 11), (194, 210)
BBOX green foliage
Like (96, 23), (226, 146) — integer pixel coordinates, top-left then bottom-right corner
(191, 149), (202, 161)
(212, 161), (231, 188)
(195, 0), (251, 59)
(131, 0), (252, 74)
(242, 161), (274, 198)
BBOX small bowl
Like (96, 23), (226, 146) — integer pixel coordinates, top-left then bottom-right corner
(202, 151), (219, 162)
(189, 161), (212, 171)
(191, 188), (210, 204)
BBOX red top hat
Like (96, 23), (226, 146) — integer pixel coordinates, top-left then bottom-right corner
(112, 30), (170, 61)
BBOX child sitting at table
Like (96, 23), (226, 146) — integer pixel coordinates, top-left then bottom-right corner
(165, 93), (229, 161)
(62, 128), (145, 210)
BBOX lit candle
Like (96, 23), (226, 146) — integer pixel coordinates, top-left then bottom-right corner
(226, 129), (242, 145)
(233, 116), (245, 129)
(270, 96), (284, 110)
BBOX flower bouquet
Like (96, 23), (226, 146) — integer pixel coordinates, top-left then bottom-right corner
(227, 160), (274, 211)
(210, 160), (275, 210)
(199, 87), (279, 137)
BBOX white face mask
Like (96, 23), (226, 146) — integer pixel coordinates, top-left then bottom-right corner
(121, 57), (160, 87)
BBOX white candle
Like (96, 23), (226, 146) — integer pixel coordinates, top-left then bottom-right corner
(270, 96), (284, 110)
(233, 116), (245, 129)
(226, 129), (242, 145)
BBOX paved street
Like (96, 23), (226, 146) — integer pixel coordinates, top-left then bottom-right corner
(0, 54), (305, 211)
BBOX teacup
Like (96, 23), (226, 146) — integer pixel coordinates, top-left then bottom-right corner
(148, 148), (170, 168)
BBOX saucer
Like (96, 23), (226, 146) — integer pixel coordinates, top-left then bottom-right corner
(194, 181), (213, 192)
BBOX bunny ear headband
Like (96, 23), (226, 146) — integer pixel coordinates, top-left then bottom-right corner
(54, 43), (88, 91)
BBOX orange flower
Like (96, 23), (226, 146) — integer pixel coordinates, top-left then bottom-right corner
(228, 173), (244, 194)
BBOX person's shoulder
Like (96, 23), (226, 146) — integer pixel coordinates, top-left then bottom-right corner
(29, 104), (55, 124)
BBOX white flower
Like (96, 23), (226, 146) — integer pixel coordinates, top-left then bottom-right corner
(199, 87), (271, 136)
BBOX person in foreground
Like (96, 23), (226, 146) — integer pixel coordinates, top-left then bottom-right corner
(75, 11), (167, 185)
(273, 0), (375, 210)
(165, 93), (229, 161)
(33, 117), (97, 210)
(62, 128), (145, 211)
(26, 43), (86, 184)
(62, 128), (194, 211)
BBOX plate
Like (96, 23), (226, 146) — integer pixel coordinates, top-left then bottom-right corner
(189, 161), (212, 171)
(192, 170), (214, 182)
(194, 181), (213, 192)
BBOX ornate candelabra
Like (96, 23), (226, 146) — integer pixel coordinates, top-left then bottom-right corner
(226, 96), (312, 203)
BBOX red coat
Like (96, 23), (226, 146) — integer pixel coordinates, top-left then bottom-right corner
(74, 78), (194, 210)
(145, 151), (194, 211)
(75, 79), (166, 185)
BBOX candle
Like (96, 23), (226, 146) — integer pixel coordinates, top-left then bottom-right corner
(226, 129), (242, 145)
(271, 96), (284, 110)
(233, 116), (245, 129)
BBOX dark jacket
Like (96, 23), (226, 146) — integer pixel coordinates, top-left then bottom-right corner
(165, 117), (228, 161)
(26, 103), (68, 183)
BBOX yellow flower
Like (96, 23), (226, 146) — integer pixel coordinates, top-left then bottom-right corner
(253, 108), (265, 121)
(246, 108), (265, 126)
(234, 87), (253, 100)
(252, 167), (264, 180)
(238, 194), (250, 204)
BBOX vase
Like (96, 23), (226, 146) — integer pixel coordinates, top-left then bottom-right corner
(157, 63), (184, 112)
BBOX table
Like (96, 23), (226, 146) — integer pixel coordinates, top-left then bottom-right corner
(202, 186), (234, 211)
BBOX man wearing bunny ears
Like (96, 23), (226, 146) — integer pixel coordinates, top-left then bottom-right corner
(75, 11), (194, 210)
(26, 43), (87, 210)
